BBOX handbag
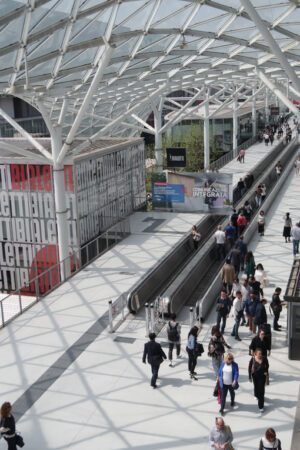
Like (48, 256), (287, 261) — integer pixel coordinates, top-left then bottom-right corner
(262, 277), (269, 287)
(16, 433), (25, 448)
(194, 342), (204, 357)
(266, 373), (270, 386)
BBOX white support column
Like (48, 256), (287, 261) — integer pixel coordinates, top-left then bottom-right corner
(233, 97), (238, 157)
(240, 0), (300, 96)
(51, 126), (70, 280)
(265, 88), (269, 124)
(204, 89), (210, 169)
(154, 106), (163, 171)
(252, 88), (257, 138)
(257, 69), (299, 116)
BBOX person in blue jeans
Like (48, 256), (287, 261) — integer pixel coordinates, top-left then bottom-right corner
(216, 290), (231, 333)
(217, 353), (239, 415)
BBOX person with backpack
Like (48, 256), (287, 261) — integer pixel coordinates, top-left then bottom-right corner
(208, 325), (231, 377)
(167, 314), (181, 367)
(259, 428), (282, 450)
(142, 333), (167, 388)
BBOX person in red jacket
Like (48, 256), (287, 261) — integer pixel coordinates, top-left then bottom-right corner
(237, 211), (247, 237)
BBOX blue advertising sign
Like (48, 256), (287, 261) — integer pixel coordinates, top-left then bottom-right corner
(152, 183), (185, 203)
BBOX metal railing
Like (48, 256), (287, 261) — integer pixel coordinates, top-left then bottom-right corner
(0, 217), (131, 328)
(144, 301), (200, 337)
(108, 293), (128, 333)
(210, 135), (258, 170)
(0, 116), (49, 137)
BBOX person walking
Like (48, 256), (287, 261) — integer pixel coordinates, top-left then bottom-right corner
(249, 328), (271, 358)
(221, 259), (235, 295)
(231, 291), (243, 341)
(167, 314), (181, 367)
(283, 212), (292, 243)
(186, 326), (199, 380)
(236, 236), (247, 271)
(237, 211), (247, 237)
(291, 222), (300, 256)
(259, 428), (282, 450)
(209, 417), (234, 449)
(248, 349), (269, 413)
(264, 131), (269, 146)
(240, 278), (250, 326)
(216, 290), (231, 333)
(214, 225), (226, 260)
(254, 264), (267, 291)
(208, 325), (231, 377)
(0, 402), (17, 450)
(258, 210), (265, 237)
(244, 251), (255, 279)
(238, 148), (245, 163)
(142, 332), (167, 388)
(218, 353), (239, 415)
(254, 297), (268, 335)
(246, 292), (259, 335)
(230, 244), (241, 276)
(225, 221), (236, 248)
(270, 287), (286, 331)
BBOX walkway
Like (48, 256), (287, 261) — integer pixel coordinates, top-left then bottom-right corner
(0, 132), (297, 449)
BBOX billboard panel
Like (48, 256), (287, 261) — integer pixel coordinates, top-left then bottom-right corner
(166, 147), (186, 168)
(152, 171), (232, 214)
(0, 163), (77, 293)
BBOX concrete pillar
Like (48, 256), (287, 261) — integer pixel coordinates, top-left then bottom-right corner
(51, 126), (70, 279)
(204, 89), (210, 169)
(252, 89), (257, 137)
(233, 97), (238, 157)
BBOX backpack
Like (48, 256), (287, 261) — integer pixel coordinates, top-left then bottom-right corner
(214, 337), (225, 355)
(168, 322), (179, 342)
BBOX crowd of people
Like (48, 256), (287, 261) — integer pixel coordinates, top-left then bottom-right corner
(258, 120), (293, 146)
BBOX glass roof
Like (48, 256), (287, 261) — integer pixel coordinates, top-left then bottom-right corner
(0, 0), (299, 142)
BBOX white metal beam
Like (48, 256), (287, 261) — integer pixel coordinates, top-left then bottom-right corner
(131, 113), (155, 133)
(57, 42), (114, 165)
(0, 140), (48, 162)
(256, 69), (298, 115)
(208, 84), (246, 119)
(240, 0), (300, 96)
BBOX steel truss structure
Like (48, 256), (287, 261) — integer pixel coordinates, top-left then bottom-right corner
(0, 0), (299, 267)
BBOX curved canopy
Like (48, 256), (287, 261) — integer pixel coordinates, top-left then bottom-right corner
(0, 0), (299, 143)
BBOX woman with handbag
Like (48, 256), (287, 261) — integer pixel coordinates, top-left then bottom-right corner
(0, 402), (18, 449)
(217, 353), (239, 415)
(248, 349), (269, 414)
(186, 326), (199, 380)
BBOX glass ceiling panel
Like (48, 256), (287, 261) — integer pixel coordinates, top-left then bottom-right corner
(0, 0), (299, 141)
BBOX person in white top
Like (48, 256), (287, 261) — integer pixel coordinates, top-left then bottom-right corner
(291, 222), (300, 256)
(214, 225), (226, 260)
(254, 263), (267, 289)
(231, 291), (243, 341)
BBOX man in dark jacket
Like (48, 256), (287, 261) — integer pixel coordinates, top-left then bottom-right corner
(143, 333), (167, 388)
(236, 236), (248, 271)
(216, 290), (231, 333)
(271, 287), (286, 331)
(248, 276), (262, 298)
(249, 328), (271, 357)
(254, 298), (267, 333)
(230, 244), (241, 275)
